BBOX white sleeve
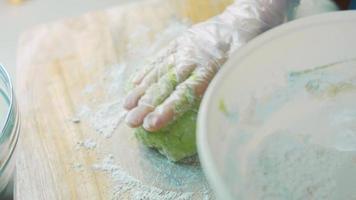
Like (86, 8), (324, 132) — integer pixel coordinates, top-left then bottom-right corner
(185, 0), (300, 61)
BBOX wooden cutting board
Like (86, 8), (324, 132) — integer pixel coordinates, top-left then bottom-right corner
(15, 0), (232, 199)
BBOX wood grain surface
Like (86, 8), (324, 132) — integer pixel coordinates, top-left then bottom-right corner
(15, 0), (232, 199)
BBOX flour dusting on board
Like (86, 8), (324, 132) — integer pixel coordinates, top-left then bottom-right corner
(92, 154), (194, 200)
(74, 19), (214, 199)
(78, 138), (97, 150)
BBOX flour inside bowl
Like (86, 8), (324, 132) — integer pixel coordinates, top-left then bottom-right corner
(223, 59), (356, 199)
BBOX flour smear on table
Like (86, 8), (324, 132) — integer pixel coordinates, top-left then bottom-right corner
(72, 19), (213, 199)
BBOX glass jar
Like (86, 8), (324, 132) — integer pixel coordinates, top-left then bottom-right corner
(0, 64), (20, 199)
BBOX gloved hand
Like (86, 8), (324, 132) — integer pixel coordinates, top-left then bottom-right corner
(124, 0), (298, 132)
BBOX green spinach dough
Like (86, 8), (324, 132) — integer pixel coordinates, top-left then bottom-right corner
(135, 109), (198, 162)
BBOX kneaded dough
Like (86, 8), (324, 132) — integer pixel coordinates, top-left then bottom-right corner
(135, 109), (198, 162)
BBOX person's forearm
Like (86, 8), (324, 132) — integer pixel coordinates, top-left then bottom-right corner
(220, 0), (294, 53)
(188, 0), (299, 61)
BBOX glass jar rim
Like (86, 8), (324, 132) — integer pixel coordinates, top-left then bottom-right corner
(0, 64), (19, 175)
(0, 64), (13, 135)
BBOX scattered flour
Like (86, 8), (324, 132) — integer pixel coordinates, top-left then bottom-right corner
(82, 84), (96, 95)
(82, 139), (97, 150)
(72, 163), (84, 172)
(70, 117), (81, 124)
(88, 100), (126, 138)
(75, 138), (97, 150)
(92, 154), (194, 200)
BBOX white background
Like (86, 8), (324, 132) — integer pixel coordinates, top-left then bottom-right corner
(0, 0), (341, 79)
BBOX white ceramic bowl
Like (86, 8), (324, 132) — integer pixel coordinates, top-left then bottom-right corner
(198, 11), (356, 200)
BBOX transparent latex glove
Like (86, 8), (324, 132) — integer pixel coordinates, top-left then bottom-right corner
(124, 0), (298, 132)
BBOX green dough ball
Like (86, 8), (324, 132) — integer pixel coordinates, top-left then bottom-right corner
(135, 109), (198, 162)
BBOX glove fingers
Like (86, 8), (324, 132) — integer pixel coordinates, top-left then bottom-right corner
(123, 56), (176, 110)
(142, 65), (218, 132)
(125, 105), (154, 128)
(125, 62), (197, 125)
(123, 85), (146, 110)
(131, 64), (155, 85)
(138, 61), (198, 105)
(143, 103), (174, 132)
(139, 54), (175, 86)
(132, 41), (178, 85)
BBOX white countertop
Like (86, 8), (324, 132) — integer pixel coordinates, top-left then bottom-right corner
(0, 0), (138, 79)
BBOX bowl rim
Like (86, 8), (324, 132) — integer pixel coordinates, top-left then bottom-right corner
(197, 10), (356, 200)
